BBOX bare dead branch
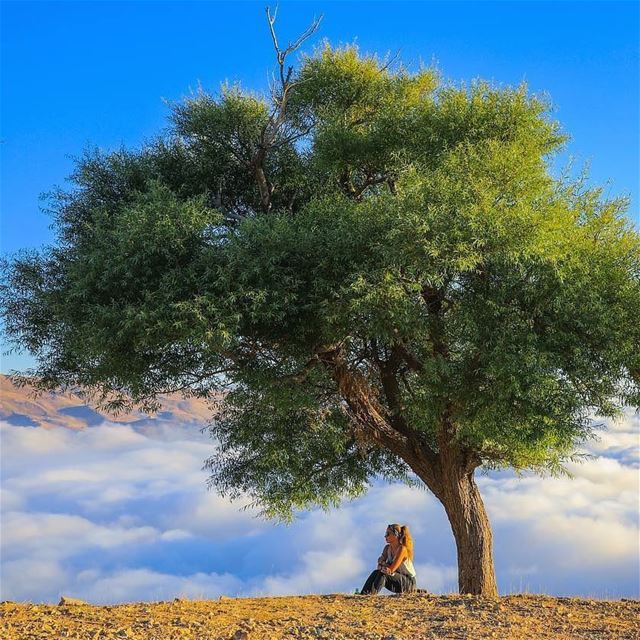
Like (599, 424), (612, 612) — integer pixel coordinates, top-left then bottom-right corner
(380, 49), (402, 73)
(248, 8), (322, 212)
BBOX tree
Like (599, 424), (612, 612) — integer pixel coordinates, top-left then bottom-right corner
(2, 12), (639, 596)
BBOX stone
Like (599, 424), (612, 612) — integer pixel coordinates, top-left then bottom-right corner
(239, 617), (256, 631)
(58, 596), (88, 606)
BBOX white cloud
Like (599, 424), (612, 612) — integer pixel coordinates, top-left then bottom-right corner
(1, 558), (70, 603)
(156, 489), (266, 541)
(0, 407), (638, 603)
(0, 421), (215, 513)
(586, 411), (640, 467)
(0, 487), (23, 510)
(160, 529), (193, 541)
(533, 514), (638, 565)
(413, 563), (458, 593)
(1, 511), (160, 561)
(77, 568), (244, 603)
(258, 548), (364, 596)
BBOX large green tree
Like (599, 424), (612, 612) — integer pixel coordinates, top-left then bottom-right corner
(3, 14), (639, 596)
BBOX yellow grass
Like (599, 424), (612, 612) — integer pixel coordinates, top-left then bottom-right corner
(1, 592), (639, 639)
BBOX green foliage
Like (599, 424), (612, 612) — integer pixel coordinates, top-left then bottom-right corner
(2, 42), (639, 518)
(290, 45), (438, 195)
(204, 368), (415, 521)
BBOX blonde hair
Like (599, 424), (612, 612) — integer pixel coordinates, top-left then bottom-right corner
(390, 523), (414, 560)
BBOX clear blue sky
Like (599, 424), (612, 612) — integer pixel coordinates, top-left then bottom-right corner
(1, 1), (638, 371)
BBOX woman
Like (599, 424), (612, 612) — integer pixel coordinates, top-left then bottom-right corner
(360, 523), (417, 595)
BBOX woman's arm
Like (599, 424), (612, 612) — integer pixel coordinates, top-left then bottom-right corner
(382, 546), (408, 574)
(377, 544), (389, 568)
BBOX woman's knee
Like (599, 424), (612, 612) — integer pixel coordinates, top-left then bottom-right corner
(402, 577), (416, 593)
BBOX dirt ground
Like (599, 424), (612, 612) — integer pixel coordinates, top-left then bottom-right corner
(1, 593), (638, 640)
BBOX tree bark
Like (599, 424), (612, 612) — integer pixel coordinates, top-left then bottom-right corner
(435, 460), (498, 597)
(252, 149), (273, 213)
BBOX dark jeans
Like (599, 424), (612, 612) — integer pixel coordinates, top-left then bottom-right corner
(361, 569), (416, 595)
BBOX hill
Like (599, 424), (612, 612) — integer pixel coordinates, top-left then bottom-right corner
(1, 593), (638, 639)
(0, 374), (213, 430)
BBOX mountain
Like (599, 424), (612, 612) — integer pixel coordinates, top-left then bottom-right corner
(0, 374), (214, 430)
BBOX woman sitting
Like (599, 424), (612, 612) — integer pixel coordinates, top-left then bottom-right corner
(360, 523), (417, 595)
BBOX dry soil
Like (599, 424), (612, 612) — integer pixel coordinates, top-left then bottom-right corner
(1, 593), (638, 639)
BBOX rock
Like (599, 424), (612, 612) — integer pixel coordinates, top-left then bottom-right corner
(239, 617), (256, 631)
(231, 630), (249, 640)
(58, 596), (88, 606)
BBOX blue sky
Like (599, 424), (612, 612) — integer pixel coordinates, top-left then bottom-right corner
(1, 1), (639, 371)
(2, 2), (638, 242)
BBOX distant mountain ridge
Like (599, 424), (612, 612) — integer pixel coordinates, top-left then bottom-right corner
(0, 374), (213, 430)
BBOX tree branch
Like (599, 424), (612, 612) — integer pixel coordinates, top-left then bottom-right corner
(251, 7), (322, 213)
(316, 344), (441, 491)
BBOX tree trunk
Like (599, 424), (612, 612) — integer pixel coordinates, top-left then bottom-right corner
(437, 463), (498, 597)
(319, 348), (498, 596)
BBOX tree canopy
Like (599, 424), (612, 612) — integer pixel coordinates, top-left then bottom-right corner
(3, 24), (639, 595)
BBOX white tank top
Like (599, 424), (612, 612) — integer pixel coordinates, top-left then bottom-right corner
(385, 545), (416, 577)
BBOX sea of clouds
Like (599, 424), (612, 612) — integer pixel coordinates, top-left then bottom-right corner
(1, 408), (638, 604)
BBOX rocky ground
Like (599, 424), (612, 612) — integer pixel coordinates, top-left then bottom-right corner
(1, 593), (638, 640)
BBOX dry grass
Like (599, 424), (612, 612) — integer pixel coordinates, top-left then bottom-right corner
(1, 593), (638, 639)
